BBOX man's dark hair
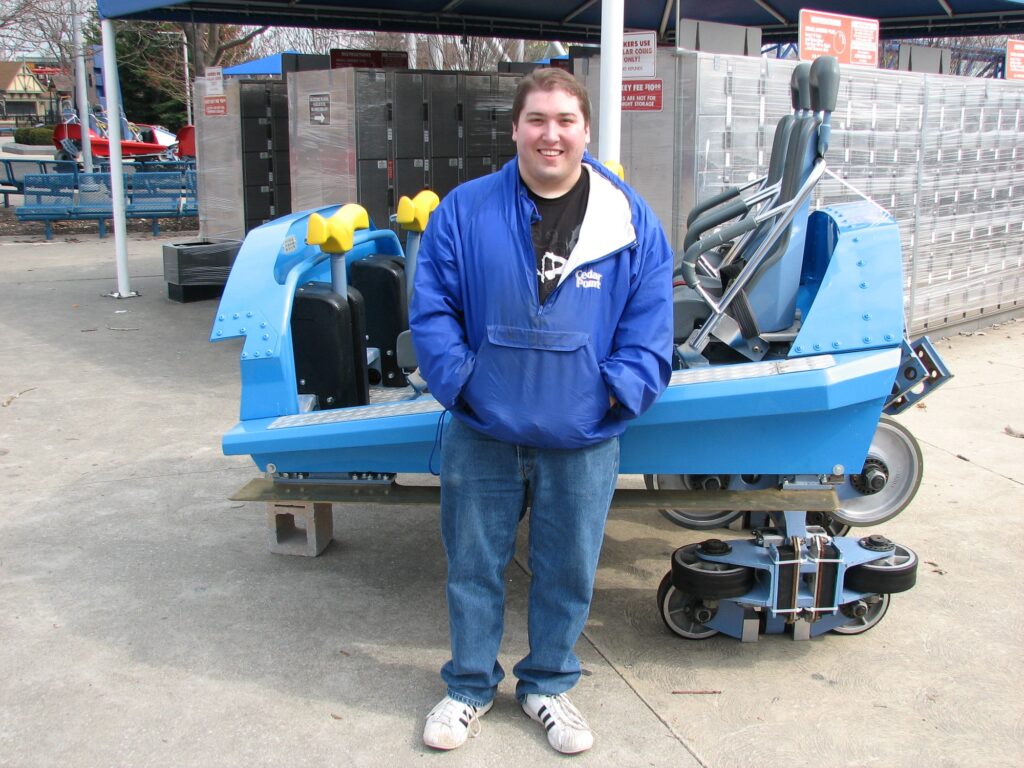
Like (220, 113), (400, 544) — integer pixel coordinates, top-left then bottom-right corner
(512, 67), (591, 126)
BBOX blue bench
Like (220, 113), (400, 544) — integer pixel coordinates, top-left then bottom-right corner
(0, 159), (73, 208)
(16, 173), (75, 238)
(16, 170), (197, 239)
(1, 158), (195, 208)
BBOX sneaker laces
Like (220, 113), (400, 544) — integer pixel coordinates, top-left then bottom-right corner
(426, 698), (484, 739)
(542, 694), (590, 734)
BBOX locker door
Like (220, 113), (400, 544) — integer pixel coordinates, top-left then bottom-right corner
(355, 70), (390, 159)
(393, 72), (426, 159)
(428, 73), (460, 158)
(357, 159), (392, 231)
(461, 74), (494, 157)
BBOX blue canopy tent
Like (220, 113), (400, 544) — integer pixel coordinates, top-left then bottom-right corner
(91, 0), (1024, 297)
(96, 0), (1024, 44)
(223, 51), (300, 76)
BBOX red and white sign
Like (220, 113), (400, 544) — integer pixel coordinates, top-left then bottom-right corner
(204, 96), (228, 116)
(622, 79), (662, 112)
(799, 8), (879, 67)
(205, 65), (224, 95)
(622, 31), (657, 78)
(1007, 39), (1024, 81)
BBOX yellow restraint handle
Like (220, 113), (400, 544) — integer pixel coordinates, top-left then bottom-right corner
(395, 189), (441, 233)
(306, 203), (370, 253)
(603, 160), (625, 181)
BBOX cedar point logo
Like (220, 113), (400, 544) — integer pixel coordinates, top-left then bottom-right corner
(575, 269), (602, 289)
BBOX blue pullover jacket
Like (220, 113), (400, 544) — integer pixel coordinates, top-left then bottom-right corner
(409, 154), (673, 449)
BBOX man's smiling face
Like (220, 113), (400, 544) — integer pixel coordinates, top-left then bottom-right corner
(513, 87), (590, 198)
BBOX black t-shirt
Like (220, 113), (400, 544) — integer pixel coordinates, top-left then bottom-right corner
(526, 170), (590, 304)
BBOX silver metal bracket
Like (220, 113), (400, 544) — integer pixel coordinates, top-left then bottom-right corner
(884, 335), (953, 414)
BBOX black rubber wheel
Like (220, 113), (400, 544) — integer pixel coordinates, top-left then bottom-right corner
(670, 542), (755, 599)
(845, 543), (918, 594)
(832, 594), (890, 635)
(657, 571), (718, 639)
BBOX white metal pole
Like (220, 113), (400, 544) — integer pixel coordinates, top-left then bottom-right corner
(598, 0), (624, 164)
(182, 32), (192, 125)
(71, 2), (93, 171)
(100, 18), (134, 298)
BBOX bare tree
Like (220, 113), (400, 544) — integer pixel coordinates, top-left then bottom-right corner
(248, 26), (368, 57)
(182, 22), (268, 76)
(0, 0), (74, 66)
(423, 34), (547, 70)
(243, 27), (549, 71)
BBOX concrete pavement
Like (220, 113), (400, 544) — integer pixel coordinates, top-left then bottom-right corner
(0, 232), (1021, 767)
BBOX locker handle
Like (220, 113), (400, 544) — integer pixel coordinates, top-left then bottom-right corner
(423, 102), (429, 121)
(457, 103), (463, 121)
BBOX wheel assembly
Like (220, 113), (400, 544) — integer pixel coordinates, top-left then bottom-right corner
(832, 593), (890, 635)
(645, 473), (776, 529)
(657, 572), (719, 639)
(670, 541), (755, 599)
(833, 417), (923, 527)
(805, 511), (851, 536)
(845, 539), (918, 594)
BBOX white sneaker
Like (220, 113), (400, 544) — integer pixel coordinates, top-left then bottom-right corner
(521, 693), (594, 754)
(423, 696), (493, 750)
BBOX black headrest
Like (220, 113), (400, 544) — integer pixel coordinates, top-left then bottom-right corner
(791, 64), (811, 112)
(810, 56), (840, 113)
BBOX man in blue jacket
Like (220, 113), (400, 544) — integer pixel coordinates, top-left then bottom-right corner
(410, 68), (673, 754)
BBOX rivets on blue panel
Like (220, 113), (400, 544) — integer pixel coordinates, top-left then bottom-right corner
(260, 322), (267, 328)
(862, 313), (871, 321)
(217, 315), (224, 322)
(859, 282), (869, 289)
(246, 311), (253, 318)
(232, 313), (239, 319)
(266, 350), (272, 356)
(262, 334), (269, 340)
(863, 337), (871, 344)
(832, 341), (841, 349)
(240, 327), (246, 334)
(794, 346), (802, 353)
(884, 334), (893, 341)
(813, 343), (822, 351)
(216, 330), (222, 336)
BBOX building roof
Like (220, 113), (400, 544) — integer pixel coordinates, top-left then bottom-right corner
(95, 1), (1024, 44)
(0, 61), (46, 94)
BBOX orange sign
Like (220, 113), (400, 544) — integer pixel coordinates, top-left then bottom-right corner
(1007, 40), (1024, 81)
(799, 8), (879, 67)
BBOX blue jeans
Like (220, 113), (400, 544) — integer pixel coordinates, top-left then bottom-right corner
(439, 417), (619, 707)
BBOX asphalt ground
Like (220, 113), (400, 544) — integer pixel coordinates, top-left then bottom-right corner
(1, 232), (1021, 767)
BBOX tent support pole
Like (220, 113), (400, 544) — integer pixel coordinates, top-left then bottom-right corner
(100, 18), (136, 299)
(598, 0), (624, 165)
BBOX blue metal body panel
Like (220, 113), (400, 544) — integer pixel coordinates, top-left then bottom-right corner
(213, 201), (909, 478)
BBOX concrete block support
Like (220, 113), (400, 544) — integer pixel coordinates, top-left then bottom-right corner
(266, 501), (334, 556)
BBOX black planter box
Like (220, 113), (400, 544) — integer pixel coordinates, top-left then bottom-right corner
(163, 240), (242, 302)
